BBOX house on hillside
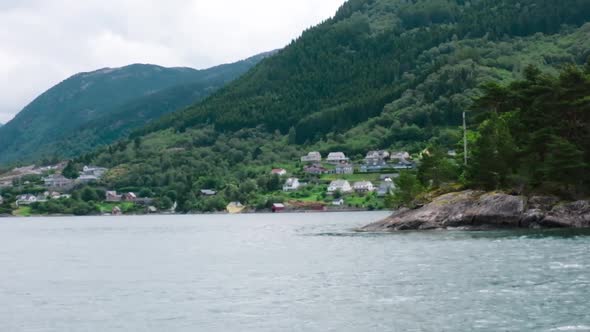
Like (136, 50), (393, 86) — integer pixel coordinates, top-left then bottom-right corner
(271, 168), (287, 176)
(378, 179), (396, 197)
(327, 180), (352, 194)
(365, 150), (390, 166)
(326, 152), (349, 164)
(106, 191), (122, 202)
(15, 194), (41, 207)
(390, 151), (411, 162)
(353, 181), (375, 193)
(304, 164), (328, 175)
(78, 166), (108, 183)
(283, 178), (301, 192)
(122, 192), (137, 202)
(82, 166), (108, 177)
(334, 163), (354, 175)
(332, 198), (345, 206)
(43, 174), (73, 189)
(301, 152), (322, 163)
(272, 203), (285, 213)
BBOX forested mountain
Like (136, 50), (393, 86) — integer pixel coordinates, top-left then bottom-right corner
(0, 52), (271, 164)
(51, 0), (590, 211)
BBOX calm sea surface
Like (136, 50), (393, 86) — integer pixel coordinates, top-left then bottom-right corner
(1, 212), (589, 332)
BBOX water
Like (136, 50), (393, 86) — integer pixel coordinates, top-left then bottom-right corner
(1, 212), (589, 332)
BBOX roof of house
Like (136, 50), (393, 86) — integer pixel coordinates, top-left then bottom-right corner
(354, 181), (373, 187)
(327, 152), (347, 159)
(329, 180), (350, 187)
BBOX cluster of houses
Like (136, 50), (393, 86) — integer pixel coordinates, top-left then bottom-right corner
(15, 191), (71, 207)
(326, 177), (396, 197)
(42, 165), (109, 190)
(301, 150), (414, 175)
(0, 163), (68, 189)
(272, 150), (403, 199)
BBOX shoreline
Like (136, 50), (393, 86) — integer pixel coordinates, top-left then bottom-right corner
(0, 208), (392, 219)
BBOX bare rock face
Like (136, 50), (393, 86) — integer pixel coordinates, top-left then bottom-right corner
(542, 201), (590, 228)
(361, 190), (590, 232)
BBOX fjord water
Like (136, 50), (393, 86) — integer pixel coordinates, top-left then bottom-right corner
(1, 213), (589, 332)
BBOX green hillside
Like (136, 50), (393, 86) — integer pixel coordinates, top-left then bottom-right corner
(0, 52), (271, 164)
(46, 0), (590, 212)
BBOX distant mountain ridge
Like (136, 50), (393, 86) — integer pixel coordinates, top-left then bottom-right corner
(0, 51), (273, 164)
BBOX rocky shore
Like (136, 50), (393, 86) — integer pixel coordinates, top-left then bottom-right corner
(361, 190), (590, 232)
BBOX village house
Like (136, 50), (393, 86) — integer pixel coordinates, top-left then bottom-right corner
(272, 203), (285, 213)
(378, 179), (396, 197)
(301, 151), (322, 163)
(353, 181), (375, 193)
(332, 198), (345, 206)
(327, 180), (353, 194)
(283, 178), (301, 191)
(334, 163), (354, 175)
(271, 168), (287, 176)
(82, 166), (108, 177)
(326, 152), (349, 164)
(15, 194), (44, 207)
(43, 174), (74, 189)
(106, 191), (122, 202)
(391, 151), (411, 162)
(304, 164), (328, 175)
(365, 150), (390, 166)
(122, 192), (137, 202)
(78, 166), (108, 183)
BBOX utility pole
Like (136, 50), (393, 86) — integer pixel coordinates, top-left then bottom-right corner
(463, 111), (468, 166)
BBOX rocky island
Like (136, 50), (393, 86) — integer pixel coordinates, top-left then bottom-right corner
(361, 190), (590, 232)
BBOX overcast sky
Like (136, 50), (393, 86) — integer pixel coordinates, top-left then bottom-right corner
(0, 0), (346, 123)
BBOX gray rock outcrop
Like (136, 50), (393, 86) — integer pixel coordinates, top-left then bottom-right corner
(361, 190), (590, 232)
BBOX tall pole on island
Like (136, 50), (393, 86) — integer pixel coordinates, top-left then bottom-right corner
(463, 111), (468, 166)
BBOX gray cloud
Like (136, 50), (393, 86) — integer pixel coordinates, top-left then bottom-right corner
(0, 0), (346, 123)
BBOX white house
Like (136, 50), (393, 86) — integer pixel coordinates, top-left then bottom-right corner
(326, 152), (349, 164)
(271, 168), (288, 176)
(334, 163), (354, 175)
(327, 180), (353, 193)
(283, 178), (301, 191)
(15, 194), (43, 207)
(353, 181), (375, 193)
(332, 198), (345, 206)
(377, 179), (396, 197)
(106, 191), (122, 202)
(391, 151), (411, 162)
(365, 150), (390, 166)
(82, 166), (108, 178)
(301, 152), (322, 163)
(43, 174), (73, 189)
